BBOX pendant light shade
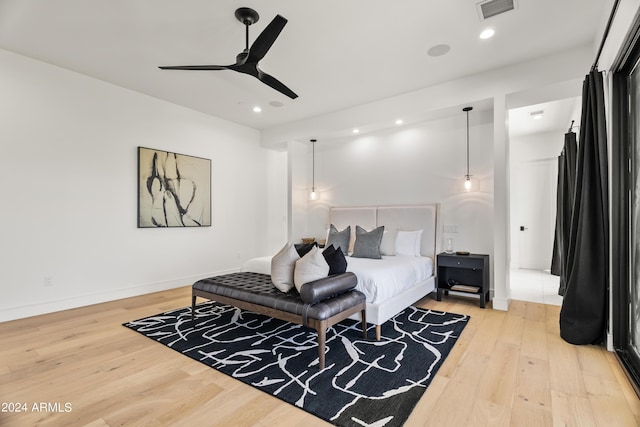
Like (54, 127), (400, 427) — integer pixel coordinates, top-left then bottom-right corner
(463, 106), (473, 191)
(309, 139), (319, 200)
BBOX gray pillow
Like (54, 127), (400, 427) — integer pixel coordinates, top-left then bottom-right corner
(326, 224), (350, 255)
(352, 225), (384, 259)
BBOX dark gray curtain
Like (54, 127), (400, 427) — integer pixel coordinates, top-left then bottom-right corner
(560, 70), (609, 345)
(551, 131), (577, 297)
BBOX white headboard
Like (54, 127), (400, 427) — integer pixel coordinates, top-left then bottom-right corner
(329, 204), (440, 259)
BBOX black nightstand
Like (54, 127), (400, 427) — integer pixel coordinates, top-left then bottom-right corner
(436, 253), (490, 308)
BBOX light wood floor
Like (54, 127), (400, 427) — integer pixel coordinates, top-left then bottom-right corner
(1, 287), (639, 427)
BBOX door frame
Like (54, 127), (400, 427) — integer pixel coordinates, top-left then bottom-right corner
(612, 14), (640, 397)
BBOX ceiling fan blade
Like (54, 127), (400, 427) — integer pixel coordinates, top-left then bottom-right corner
(159, 65), (230, 70)
(247, 14), (287, 63)
(257, 69), (298, 99)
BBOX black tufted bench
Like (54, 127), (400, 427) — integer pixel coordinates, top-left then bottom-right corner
(192, 271), (366, 369)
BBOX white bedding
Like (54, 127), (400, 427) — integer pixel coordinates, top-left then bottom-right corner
(241, 256), (271, 275)
(346, 256), (433, 304)
(241, 255), (433, 304)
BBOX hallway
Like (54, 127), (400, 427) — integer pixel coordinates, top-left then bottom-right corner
(510, 268), (563, 306)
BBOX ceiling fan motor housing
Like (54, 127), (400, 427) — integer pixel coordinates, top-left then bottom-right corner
(235, 7), (259, 25)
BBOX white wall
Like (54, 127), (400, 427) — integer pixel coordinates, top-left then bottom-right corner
(293, 109), (495, 259)
(287, 140), (309, 243)
(265, 150), (289, 252)
(0, 49), (286, 321)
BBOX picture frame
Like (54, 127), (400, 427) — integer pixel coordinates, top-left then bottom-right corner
(137, 147), (211, 228)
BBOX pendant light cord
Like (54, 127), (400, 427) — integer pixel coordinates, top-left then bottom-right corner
(466, 110), (470, 177)
(311, 139), (316, 192)
(463, 106), (472, 180)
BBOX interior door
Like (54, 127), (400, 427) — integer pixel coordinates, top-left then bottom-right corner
(518, 158), (557, 270)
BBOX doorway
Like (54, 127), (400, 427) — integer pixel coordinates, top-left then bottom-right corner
(507, 98), (580, 306)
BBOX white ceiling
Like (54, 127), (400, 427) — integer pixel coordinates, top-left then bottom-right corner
(509, 97), (582, 138)
(0, 0), (608, 135)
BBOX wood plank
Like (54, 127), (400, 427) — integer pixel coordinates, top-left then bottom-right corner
(425, 353), (490, 425)
(469, 399), (511, 426)
(498, 312), (524, 347)
(514, 355), (551, 408)
(550, 390), (596, 427)
(477, 342), (520, 406)
(605, 351), (640, 416)
(520, 318), (548, 361)
(576, 344), (617, 382)
(547, 332), (587, 397)
(583, 374), (638, 427)
(464, 308), (504, 356)
(404, 375), (449, 426)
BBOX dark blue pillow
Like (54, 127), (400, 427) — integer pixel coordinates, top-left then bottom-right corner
(295, 242), (317, 257)
(322, 244), (348, 275)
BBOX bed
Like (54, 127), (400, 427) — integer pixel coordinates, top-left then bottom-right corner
(242, 204), (440, 340)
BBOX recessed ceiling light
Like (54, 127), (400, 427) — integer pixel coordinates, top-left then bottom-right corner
(252, 106), (262, 113)
(269, 101), (284, 108)
(353, 129), (360, 134)
(479, 28), (495, 39)
(395, 119), (404, 125)
(427, 44), (451, 57)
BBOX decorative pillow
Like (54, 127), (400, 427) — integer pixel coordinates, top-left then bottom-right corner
(352, 225), (384, 259)
(395, 229), (424, 257)
(326, 224), (350, 256)
(295, 242), (317, 257)
(322, 244), (348, 275)
(271, 243), (300, 292)
(299, 272), (357, 304)
(379, 229), (397, 256)
(294, 246), (330, 291)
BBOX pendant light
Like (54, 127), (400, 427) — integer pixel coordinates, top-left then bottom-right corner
(309, 139), (318, 200)
(463, 106), (473, 191)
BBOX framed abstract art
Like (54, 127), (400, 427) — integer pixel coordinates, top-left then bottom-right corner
(137, 147), (211, 228)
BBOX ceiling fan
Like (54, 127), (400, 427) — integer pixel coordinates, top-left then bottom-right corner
(159, 7), (298, 99)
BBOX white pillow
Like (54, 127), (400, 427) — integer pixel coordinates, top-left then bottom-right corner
(395, 230), (423, 257)
(271, 243), (299, 292)
(380, 229), (397, 256)
(294, 246), (329, 291)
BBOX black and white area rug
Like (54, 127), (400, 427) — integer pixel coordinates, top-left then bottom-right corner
(124, 302), (469, 427)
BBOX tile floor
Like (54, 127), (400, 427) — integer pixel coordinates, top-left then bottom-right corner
(510, 268), (564, 306)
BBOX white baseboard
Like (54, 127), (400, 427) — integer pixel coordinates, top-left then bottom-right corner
(607, 331), (614, 352)
(492, 296), (510, 311)
(0, 268), (239, 323)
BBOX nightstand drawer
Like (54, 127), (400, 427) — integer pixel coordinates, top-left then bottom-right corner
(437, 256), (484, 270)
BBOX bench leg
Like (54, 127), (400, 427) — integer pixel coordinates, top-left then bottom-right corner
(191, 295), (197, 325)
(375, 324), (381, 341)
(317, 321), (327, 370)
(361, 309), (367, 339)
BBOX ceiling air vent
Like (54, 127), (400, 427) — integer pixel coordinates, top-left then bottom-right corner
(477, 0), (517, 20)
